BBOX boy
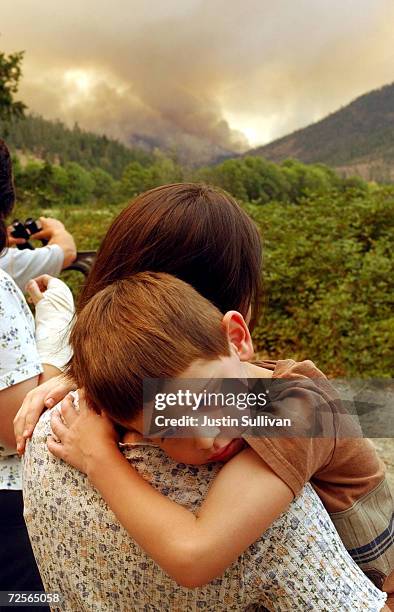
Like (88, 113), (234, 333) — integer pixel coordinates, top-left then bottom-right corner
(51, 271), (394, 603)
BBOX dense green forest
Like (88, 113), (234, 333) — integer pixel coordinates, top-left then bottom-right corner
(247, 187), (393, 377)
(249, 82), (394, 181)
(10, 144), (367, 209)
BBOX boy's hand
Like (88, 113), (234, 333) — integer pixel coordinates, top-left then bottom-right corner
(14, 374), (74, 455)
(48, 390), (119, 474)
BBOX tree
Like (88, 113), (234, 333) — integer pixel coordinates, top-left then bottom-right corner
(148, 150), (183, 186)
(91, 167), (118, 203)
(120, 161), (152, 197)
(63, 162), (94, 204)
(0, 50), (27, 122)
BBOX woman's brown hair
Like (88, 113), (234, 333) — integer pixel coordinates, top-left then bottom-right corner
(79, 183), (262, 327)
(0, 139), (16, 253)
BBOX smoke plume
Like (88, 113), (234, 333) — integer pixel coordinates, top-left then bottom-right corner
(1, 0), (394, 163)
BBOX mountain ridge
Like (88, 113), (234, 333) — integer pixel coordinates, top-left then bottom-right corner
(0, 113), (236, 172)
(246, 82), (394, 181)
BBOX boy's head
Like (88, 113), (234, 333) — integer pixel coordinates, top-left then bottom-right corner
(68, 271), (253, 463)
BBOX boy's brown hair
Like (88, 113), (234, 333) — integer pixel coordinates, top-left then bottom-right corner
(67, 272), (231, 424)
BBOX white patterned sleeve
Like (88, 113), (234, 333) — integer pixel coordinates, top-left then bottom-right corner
(244, 484), (387, 611)
(0, 270), (42, 390)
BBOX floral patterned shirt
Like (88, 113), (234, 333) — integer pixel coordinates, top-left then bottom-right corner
(23, 407), (387, 612)
(0, 269), (42, 490)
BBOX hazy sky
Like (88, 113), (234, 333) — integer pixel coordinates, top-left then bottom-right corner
(1, 0), (394, 153)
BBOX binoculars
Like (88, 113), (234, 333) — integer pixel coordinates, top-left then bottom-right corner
(10, 217), (96, 276)
(10, 218), (47, 250)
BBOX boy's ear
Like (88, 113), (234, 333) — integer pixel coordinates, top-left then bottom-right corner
(222, 311), (254, 361)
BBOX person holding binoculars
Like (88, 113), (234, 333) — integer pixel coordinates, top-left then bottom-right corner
(1, 214), (77, 292)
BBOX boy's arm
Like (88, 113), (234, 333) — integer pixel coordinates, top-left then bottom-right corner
(48, 398), (293, 588)
(88, 447), (293, 588)
(14, 374), (74, 454)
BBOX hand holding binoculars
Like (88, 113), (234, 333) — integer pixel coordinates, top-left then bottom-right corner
(10, 218), (48, 250)
(10, 217), (96, 276)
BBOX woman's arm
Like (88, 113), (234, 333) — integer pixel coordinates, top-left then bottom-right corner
(1, 365), (62, 451)
(0, 376), (40, 449)
(49, 395), (293, 588)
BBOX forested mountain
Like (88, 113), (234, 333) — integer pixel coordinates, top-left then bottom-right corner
(247, 82), (394, 181)
(5, 82), (394, 182)
(0, 114), (154, 178)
